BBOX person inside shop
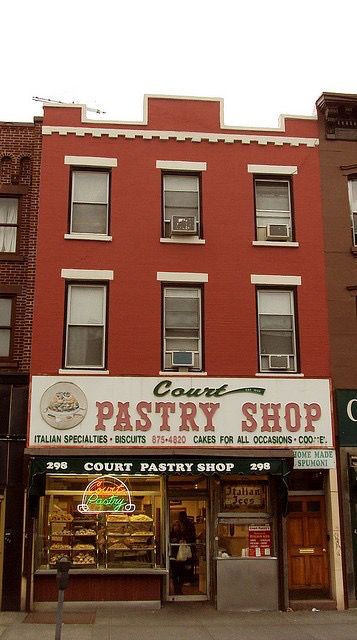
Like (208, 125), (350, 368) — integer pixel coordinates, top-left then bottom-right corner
(178, 511), (196, 585)
(170, 519), (185, 594)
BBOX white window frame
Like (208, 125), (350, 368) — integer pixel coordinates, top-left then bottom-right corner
(162, 174), (200, 239)
(70, 170), (110, 237)
(257, 289), (297, 373)
(163, 286), (202, 371)
(0, 295), (14, 359)
(254, 177), (293, 242)
(348, 178), (357, 246)
(64, 283), (107, 369)
(0, 197), (19, 253)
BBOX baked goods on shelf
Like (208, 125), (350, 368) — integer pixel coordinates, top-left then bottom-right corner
(130, 514), (152, 522)
(73, 543), (95, 550)
(107, 514), (130, 522)
(74, 528), (96, 535)
(72, 552), (95, 565)
(108, 542), (130, 550)
(49, 513), (73, 522)
(50, 543), (71, 550)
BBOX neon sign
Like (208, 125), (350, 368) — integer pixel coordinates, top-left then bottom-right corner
(77, 475), (136, 514)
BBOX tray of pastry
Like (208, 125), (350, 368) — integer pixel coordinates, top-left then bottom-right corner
(72, 552), (96, 566)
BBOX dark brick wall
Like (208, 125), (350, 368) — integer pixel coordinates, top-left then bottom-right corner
(0, 119), (42, 373)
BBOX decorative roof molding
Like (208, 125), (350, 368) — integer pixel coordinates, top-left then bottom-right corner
(316, 92), (357, 140)
(42, 126), (318, 148)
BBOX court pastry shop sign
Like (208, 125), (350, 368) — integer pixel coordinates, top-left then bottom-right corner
(29, 376), (334, 450)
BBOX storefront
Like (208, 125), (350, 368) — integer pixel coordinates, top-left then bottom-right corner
(25, 376), (338, 610)
(335, 390), (357, 607)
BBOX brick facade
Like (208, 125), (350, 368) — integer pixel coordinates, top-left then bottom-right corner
(0, 119), (42, 372)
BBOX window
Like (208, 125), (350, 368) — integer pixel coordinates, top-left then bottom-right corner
(163, 287), (202, 370)
(65, 284), (107, 369)
(36, 474), (163, 570)
(254, 178), (292, 241)
(163, 174), (200, 238)
(257, 289), (297, 372)
(70, 171), (109, 235)
(0, 198), (18, 252)
(348, 178), (357, 246)
(0, 296), (14, 358)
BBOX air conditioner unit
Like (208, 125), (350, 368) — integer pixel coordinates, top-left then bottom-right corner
(268, 355), (289, 370)
(266, 224), (290, 241)
(171, 351), (195, 367)
(171, 215), (197, 235)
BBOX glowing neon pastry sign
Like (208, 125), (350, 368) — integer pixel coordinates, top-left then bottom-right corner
(77, 475), (135, 514)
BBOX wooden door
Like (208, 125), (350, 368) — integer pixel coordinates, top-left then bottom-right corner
(287, 496), (329, 593)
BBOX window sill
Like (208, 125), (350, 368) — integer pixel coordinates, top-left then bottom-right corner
(255, 372), (304, 377)
(64, 233), (112, 242)
(252, 241), (299, 247)
(159, 370), (207, 376)
(0, 361), (19, 369)
(0, 253), (25, 262)
(160, 237), (206, 245)
(351, 247), (357, 256)
(58, 369), (110, 375)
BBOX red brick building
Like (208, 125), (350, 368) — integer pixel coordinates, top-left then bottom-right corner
(26, 96), (343, 610)
(0, 118), (42, 610)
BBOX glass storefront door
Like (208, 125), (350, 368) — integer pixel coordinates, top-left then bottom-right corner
(167, 496), (208, 601)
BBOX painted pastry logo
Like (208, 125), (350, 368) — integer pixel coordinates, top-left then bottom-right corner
(40, 382), (87, 430)
(77, 475), (136, 514)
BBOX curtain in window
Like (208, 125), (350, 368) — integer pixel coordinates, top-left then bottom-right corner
(0, 199), (18, 252)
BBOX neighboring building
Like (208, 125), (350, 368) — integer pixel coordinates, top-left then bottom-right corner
(25, 96), (343, 610)
(316, 92), (357, 608)
(0, 118), (42, 610)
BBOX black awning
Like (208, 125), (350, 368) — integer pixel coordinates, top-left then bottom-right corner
(28, 454), (292, 493)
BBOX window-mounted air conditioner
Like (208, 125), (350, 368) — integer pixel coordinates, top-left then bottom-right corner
(171, 351), (195, 367)
(171, 215), (197, 235)
(268, 355), (289, 370)
(266, 224), (290, 241)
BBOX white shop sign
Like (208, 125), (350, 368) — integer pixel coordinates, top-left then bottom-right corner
(28, 376), (334, 450)
(293, 449), (336, 469)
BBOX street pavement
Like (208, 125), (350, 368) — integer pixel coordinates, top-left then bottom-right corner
(2, 603), (357, 640)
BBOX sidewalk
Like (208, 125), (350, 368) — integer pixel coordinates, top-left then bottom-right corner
(2, 603), (357, 640)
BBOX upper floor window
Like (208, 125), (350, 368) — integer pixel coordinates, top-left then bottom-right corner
(348, 178), (357, 246)
(0, 296), (14, 359)
(257, 289), (297, 373)
(64, 283), (107, 369)
(163, 286), (202, 371)
(163, 174), (200, 238)
(70, 171), (109, 235)
(0, 198), (18, 253)
(254, 178), (292, 242)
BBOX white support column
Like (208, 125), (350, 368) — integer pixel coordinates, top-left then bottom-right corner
(326, 467), (345, 609)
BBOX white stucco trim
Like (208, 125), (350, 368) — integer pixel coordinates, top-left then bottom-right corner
(61, 269), (114, 280)
(64, 156), (118, 167)
(255, 373), (305, 378)
(252, 241), (299, 248)
(64, 233), (112, 242)
(156, 160), (207, 171)
(160, 237), (206, 245)
(250, 274), (302, 286)
(157, 272), (208, 283)
(58, 369), (110, 375)
(247, 164), (298, 175)
(42, 126), (318, 149)
(159, 371), (208, 376)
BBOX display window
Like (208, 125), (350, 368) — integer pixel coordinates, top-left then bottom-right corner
(216, 476), (274, 558)
(35, 474), (163, 570)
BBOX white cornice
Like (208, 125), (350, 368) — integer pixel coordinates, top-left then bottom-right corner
(42, 125), (318, 148)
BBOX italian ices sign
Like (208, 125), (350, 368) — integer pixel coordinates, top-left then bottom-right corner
(28, 376), (333, 450)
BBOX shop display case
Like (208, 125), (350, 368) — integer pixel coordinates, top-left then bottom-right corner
(105, 513), (156, 568)
(47, 515), (98, 568)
